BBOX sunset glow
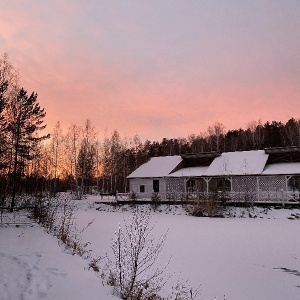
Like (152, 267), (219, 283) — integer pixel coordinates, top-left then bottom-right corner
(1, 1), (300, 141)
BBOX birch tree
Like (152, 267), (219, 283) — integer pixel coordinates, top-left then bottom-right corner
(49, 121), (64, 194)
(110, 130), (122, 192)
(207, 122), (225, 152)
(65, 124), (82, 198)
(101, 133), (111, 193)
(76, 119), (97, 195)
(0, 53), (19, 199)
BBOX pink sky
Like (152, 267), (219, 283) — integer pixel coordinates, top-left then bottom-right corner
(1, 1), (300, 141)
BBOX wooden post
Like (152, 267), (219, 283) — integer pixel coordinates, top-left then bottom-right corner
(256, 176), (260, 202)
(281, 189), (285, 207)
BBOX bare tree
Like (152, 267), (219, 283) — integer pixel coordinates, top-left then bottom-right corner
(107, 209), (170, 299)
(76, 119), (97, 195)
(188, 132), (207, 153)
(65, 124), (82, 198)
(110, 130), (122, 192)
(0, 53), (20, 199)
(207, 122), (225, 152)
(49, 121), (64, 194)
(100, 132), (111, 192)
(246, 119), (264, 149)
(94, 141), (102, 193)
(133, 134), (143, 168)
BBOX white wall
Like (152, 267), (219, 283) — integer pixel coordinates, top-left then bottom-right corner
(129, 178), (167, 196)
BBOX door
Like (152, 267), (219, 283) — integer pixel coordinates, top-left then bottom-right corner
(153, 180), (159, 193)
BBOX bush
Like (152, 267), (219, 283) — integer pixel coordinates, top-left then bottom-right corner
(151, 192), (161, 210)
(34, 194), (93, 257)
(130, 191), (138, 200)
(168, 280), (201, 300)
(186, 193), (224, 218)
(106, 208), (170, 299)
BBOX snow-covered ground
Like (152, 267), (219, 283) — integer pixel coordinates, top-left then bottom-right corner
(1, 196), (300, 300)
(0, 217), (117, 300)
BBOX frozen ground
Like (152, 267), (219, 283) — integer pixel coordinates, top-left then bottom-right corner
(1, 196), (300, 300)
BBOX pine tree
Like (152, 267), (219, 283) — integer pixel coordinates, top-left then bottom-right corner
(7, 88), (49, 210)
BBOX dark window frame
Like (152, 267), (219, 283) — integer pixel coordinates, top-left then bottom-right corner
(288, 176), (300, 191)
(216, 177), (231, 192)
(153, 180), (159, 193)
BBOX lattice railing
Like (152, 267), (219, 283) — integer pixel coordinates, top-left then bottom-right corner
(232, 176), (257, 193)
(259, 176), (286, 192)
(166, 178), (185, 193)
(115, 190), (300, 203)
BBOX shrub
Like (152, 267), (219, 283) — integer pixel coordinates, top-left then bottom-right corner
(168, 280), (201, 300)
(89, 256), (102, 273)
(151, 192), (161, 211)
(186, 193), (224, 218)
(34, 194), (93, 257)
(106, 209), (170, 299)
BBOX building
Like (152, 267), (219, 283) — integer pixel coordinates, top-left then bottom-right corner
(127, 147), (300, 203)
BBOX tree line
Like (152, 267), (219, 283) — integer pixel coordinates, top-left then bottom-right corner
(23, 112), (300, 197)
(1, 53), (300, 205)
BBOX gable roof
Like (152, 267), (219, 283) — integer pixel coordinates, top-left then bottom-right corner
(127, 156), (182, 178)
(201, 150), (269, 176)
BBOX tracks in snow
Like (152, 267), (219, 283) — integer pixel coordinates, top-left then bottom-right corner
(0, 252), (67, 300)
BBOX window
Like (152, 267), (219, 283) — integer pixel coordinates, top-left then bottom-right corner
(216, 178), (231, 192)
(288, 176), (300, 191)
(140, 185), (145, 193)
(153, 180), (159, 193)
(187, 179), (196, 192)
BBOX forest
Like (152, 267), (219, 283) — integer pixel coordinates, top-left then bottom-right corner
(1, 53), (300, 207)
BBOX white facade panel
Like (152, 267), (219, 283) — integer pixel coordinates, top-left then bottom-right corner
(129, 178), (167, 196)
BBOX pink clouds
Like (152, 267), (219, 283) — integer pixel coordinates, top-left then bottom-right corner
(1, 1), (300, 141)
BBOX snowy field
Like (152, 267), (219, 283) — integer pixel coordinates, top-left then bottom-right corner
(1, 196), (300, 300)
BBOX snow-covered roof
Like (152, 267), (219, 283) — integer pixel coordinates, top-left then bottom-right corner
(262, 162), (300, 175)
(127, 156), (182, 178)
(128, 150), (300, 179)
(168, 166), (209, 177)
(204, 150), (269, 176)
